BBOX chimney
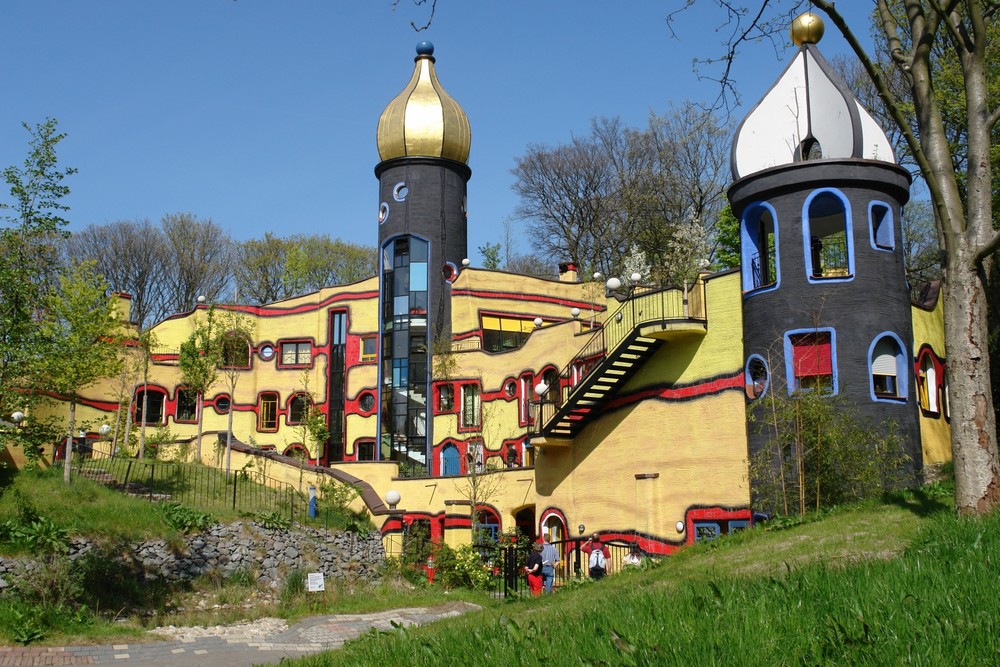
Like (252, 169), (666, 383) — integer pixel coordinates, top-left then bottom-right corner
(558, 262), (579, 283)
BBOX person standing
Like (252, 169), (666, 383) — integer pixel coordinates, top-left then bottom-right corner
(540, 533), (560, 593)
(581, 533), (610, 579)
(525, 543), (543, 596)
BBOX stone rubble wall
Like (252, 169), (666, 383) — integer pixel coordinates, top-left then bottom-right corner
(0, 522), (385, 589)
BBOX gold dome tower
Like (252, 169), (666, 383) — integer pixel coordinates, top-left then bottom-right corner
(376, 41), (471, 164)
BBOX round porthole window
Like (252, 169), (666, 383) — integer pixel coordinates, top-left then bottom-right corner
(378, 202), (389, 224)
(392, 182), (409, 202)
(359, 393), (375, 412)
(215, 396), (231, 414)
(442, 262), (458, 283)
(258, 344), (274, 361)
(745, 355), (769, 400)
(504, 380), (517, 397)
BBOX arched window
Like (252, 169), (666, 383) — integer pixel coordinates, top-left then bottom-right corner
(740, 203), (779, 293)
(869, 201), (895, 251)
(475, 507), (501, 542)
(917, 351), (941, 414)
(869, 333), (907, 402)
(134, 387), (166, 425)
(441, 444), (460, 476)
(804, 189), (854, 282)
(288, 393), (310, 424)
(745, 355), (769, 400)
(221, 334), (251, 369)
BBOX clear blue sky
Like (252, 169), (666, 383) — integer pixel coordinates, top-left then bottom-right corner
(2, 1), (878, 264)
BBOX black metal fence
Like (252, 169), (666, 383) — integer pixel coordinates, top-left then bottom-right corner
(74, 456), (302, 520)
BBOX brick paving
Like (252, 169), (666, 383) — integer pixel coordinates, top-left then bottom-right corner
(0, 601), (480, 667)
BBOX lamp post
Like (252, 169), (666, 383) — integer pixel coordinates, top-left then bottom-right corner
(575, 523), (586, 578)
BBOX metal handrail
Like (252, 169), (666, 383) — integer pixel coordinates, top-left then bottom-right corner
(535, 277), (708, 430)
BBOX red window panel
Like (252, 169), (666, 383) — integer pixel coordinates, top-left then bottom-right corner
(790, 332), (832, 377)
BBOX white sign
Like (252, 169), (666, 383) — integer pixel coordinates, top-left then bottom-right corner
(307, 572), (325, 592)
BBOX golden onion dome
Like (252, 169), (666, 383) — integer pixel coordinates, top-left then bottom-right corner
(790, 12), (825, 46)
(376, 41), (471, 164)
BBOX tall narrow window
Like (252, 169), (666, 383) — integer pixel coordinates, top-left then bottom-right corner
(258, 392), (278, 431)
(869, 202), (894, 251)
(785, 329), (837, 395)
(461, 384), (480, 428)
(175, 388), (199, 422)
(740, 203), (779, 293)
(438, 384), (454, 413)
(917, 352), (940, 414)
(870, 333), (907, 401)
(804, 189), (854, 281)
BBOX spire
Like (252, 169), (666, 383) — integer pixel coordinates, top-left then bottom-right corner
(376, 41), (472, 164)
(730, 13), (894, 181)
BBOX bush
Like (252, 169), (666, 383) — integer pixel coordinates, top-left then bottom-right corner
(158, 502), (214, 533)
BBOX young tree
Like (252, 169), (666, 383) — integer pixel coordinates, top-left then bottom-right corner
(456, 398), (507, 542)
(676, 1), (1000, 514)
(216, 312), (254, 478)
(37, 261), (124, 482)
(178, 305), (223, 463)
(0, 118), (75, 417)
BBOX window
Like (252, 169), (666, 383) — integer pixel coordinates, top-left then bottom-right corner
(543, 369), (560, 405)
(869, 333), (907, 401)
(869, 202), (894, 251)
(281, 341), (312, 367)
(518, 374), (533, 425)
(745, 355), (769, 400)
(438, 384), (454, 413)
(134, 388), (165, 425)
(359, 392), (376, 413)
(740, 202), (779, 293)
(504, 380), (517, 397)
(441, 444), (460, 476)
(804, 189), (854, 281)
(357, 440), (376, 461)
(475, 507), (500, 541)
(221, 335), (251, 368)
(258, 392), (278, 431)
(461, 385), (480, 428)
(175, 388), (199, 422)
(467, 439), (484, 473)
(917, 351), (941, 414)
(361, 335), (377, 362)
(694, 522), (721, 542)
(288, 393), (310, 424)
(481, 315), (536, 352)
(215, 395), (231, 414)
(785, 329), (837, 395)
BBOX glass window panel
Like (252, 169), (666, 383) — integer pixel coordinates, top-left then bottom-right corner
(410, 262), (427, 289)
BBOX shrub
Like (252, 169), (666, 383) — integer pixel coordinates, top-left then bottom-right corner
(158, 502), (214, 533)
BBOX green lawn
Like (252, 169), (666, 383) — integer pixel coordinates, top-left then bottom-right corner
(285, 489), (1000, 666)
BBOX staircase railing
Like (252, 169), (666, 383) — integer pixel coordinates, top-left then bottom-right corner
(534, 277), (707, 432)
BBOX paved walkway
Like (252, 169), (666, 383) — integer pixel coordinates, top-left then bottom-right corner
(0, 601), (480, 666)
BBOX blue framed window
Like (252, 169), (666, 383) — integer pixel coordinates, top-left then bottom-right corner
(869, 332), (908, 402)
(745, 354), (770, 400)
(740, 202), (779, 294)
(869, 201), (895, 251)
(694, 522), (721, 542)
(784, 328), (838, 395)
(803, 189), (854, 282)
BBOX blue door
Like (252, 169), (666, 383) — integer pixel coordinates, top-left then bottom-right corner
(442, 444), (460, 476)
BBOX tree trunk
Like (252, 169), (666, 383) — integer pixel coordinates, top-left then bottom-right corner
(944, 255), (1000, 514)
(225, 405), (234, 479)
(63, 400), (75, 483)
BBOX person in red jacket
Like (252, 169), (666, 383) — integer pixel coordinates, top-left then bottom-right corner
(580, 533), (610, 579)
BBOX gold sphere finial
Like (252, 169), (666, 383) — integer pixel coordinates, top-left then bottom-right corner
(790, 12), (825, 46)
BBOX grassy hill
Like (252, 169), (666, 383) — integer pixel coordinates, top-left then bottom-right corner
(287, 486), (1000, 666)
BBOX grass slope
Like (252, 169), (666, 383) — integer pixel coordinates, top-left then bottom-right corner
(286, 491), (1000, 666)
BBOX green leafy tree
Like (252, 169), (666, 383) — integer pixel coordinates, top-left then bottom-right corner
(37, 261), (124, 482)
(478, 241), (502, 269)
(712, 204), (741, 270)
(178, 305), (224, 463)
(0, 118), (75, 417)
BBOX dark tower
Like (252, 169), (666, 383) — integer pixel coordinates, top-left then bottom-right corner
(730, 14), (922, 499)
(374, 42), (472, 472)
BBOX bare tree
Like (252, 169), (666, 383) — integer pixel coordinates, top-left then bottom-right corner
(66, 220), (170, 329)
(161, 212), (233, 311)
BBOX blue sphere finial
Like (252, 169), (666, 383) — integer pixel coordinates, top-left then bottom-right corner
(416, 41), (434, 56)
